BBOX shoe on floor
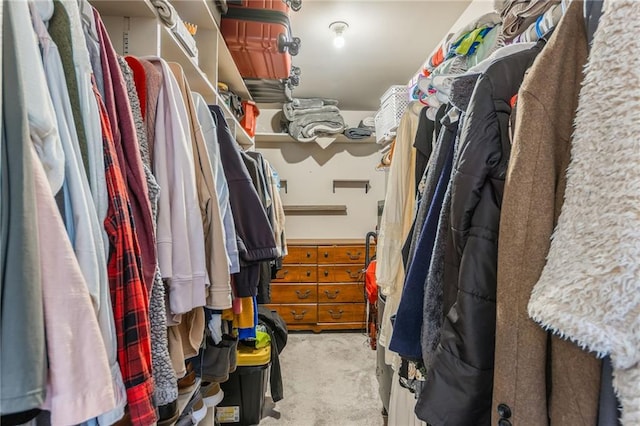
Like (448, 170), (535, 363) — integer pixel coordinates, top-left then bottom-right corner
(200, 381), (224, 408)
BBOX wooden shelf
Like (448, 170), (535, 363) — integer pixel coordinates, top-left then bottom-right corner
(91, 0), (155, 17)
(283, 205), (347, 215)
(333, 180), (370, 194)
(255, 133), (377, 144)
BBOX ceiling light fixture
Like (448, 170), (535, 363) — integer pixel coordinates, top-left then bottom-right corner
(329, 21), (349, 49)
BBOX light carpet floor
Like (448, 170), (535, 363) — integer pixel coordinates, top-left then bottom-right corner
(260, 332), (384, 426)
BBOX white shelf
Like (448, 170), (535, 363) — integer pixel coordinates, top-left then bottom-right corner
(161, 27), (218, 101)
(174, 378), (202, 425)
(91, 0), (155, 18)
(217, 32), (253, 100)
(255, 133), (377, 144)
(170, 0), (253, 100)
(215, 92), (255, 150)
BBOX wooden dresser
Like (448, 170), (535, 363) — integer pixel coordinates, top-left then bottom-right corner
(267, 239), (374, 332)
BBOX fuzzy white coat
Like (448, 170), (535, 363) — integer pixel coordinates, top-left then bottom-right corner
(528, 0), (640, 424)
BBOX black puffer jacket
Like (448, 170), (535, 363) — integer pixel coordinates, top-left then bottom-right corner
(418, 40), (546, 426)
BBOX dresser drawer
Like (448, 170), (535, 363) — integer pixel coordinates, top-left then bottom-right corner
(283, 246), (318, 265)
(318, 284), (364, 303)
(271, 284), (317, 304)
(318, 245), (366, 264)
(318, 265), (364, 282)
(273, 265), (317, 283)
(273, 304), (318, 324)
(318, 303), (366, 323)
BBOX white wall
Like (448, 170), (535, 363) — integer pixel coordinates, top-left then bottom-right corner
(256, 109), (385, 240)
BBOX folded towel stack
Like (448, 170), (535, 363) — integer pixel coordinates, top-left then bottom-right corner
(282, 98), (347, 142)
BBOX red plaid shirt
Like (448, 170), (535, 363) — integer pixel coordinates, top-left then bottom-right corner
(94, 85), (156, 425)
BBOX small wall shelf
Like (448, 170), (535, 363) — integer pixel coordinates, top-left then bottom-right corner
(333, 179), (370, 194)
(283, 205), (347, 216)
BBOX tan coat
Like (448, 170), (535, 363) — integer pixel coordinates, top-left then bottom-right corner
(492, 2), (601, 425)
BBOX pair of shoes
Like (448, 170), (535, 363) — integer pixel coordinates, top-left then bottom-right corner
(176, 392), (208, 426)
(201, 335), (238, 383)
(157, 400), (179, 426)
(178, 362), (197, 394)
(200, 381), (225, 408)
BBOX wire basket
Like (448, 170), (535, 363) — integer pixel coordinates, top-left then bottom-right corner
(375, 85), (410, 144)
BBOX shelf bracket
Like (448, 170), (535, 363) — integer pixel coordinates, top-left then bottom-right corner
(332, 179), (370, 194)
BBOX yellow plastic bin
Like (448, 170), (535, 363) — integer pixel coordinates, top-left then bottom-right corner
(216, 345), (271, 425)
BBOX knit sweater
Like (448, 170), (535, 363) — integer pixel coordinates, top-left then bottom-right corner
(119, 57), (178, 406)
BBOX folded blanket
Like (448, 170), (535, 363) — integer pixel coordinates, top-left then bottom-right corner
(344, 128), (373, 140)
(500, 0), (560, 41)
(286, 110), (345, 130)
(360, 117), (376, 129)
(150, 0), (178, 28)
(289, 119), (346, 142)
(289, 98), (339, 110)
(283, 104), (341, 122)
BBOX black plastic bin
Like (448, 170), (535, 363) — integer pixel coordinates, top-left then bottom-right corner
(216, 345), (270, 425)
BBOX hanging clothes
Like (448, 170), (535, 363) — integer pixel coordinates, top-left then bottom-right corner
(31, 143), (117, 426)
(96, 82), (156, 426)
(529, 1), (640, 424)
(169, 62), (231, 311)
(210, 105), (278, 298)
(192, 92), (240, 275)
(30, 8), (127, 424)
(389, 109), (457, 361)
(376, 102), (422, 369)
(95, 10), (157, 294)
(118, 56), (178, 407)
(418, 39), (546, 426)
(0, 2), (46, 420)
(492, 2), (601, 425)
(147, 57), (208, 316)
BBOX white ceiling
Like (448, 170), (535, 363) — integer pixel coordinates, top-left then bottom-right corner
(288, 1), (472, 111)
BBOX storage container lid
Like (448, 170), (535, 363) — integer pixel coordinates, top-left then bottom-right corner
(237, 345), (271, 367)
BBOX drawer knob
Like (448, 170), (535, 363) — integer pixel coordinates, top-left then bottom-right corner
(324, 290), (340, 300)
(291, 310), (307, 321)
(276, 270), (289, 280)
(328, 309), (344, 320)
(324, 270), (329, 277)
(306, 252), (311, 258)
(346, 251), (362, 261)
(345, 269), (361, 279)
(306, 270), (312, 277)
(324, 252), (329, 258)
(296, 289), (311, 299)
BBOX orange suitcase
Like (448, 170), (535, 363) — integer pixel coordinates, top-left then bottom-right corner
(221, 6), (301, 80)
(228, 0), (301, 13)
